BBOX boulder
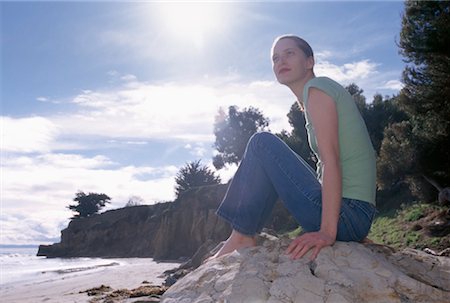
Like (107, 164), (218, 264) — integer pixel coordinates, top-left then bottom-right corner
(161, 234), (450, 303)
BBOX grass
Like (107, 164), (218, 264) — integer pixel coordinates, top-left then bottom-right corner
(368, 202), (449, 251)
(285, 226), (303, 238)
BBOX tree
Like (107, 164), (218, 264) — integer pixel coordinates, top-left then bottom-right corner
(175, 160), (221, 198)
(345, 83), (367, 116)
(364, 94), (408, 154)
(377, 121), (416, 189)
(213, 106), (269, 169)
(125, 195), (144, 207)
(393, 0), (450, 201)
(276, 102), (316, 169)
(67, 191), (111, 218)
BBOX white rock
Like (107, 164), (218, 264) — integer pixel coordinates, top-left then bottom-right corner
(162, 236), (450, 303)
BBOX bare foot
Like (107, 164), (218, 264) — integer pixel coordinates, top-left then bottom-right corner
(210, 230), (257, 260)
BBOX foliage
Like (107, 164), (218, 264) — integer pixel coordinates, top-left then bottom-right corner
(213, 106), (269, 169)
(67, 191), (111, 218)
(125, 195), (144, 207)
(363, 94), (409, 154)
(345, 84), (408, 155)
(368, 202), (449, 251)
(377, 121), (417, 190)
(345, 83), (367, 116)
(276, 102), (316, 169)
(391, 0), (450, 201)
(175, 160), (221, 198)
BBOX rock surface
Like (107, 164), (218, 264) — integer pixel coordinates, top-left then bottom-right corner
(161, 234), (450, 303)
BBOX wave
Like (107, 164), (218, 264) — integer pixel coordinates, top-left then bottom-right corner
(41, 261), (120, 274)
(0, 253), (125, 286)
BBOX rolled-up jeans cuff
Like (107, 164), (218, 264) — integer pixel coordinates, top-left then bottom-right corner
(216, 208), (257, 236)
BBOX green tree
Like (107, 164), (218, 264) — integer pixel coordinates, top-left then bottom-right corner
(364, 94), (408, 154)
(345, 83), (367, 116)
(394, 0), (450, 200)
(175, 160), (221, 198)
(213, 106), (269, 169)
(377, 121), (416, 190)
(276, 102), (316, 169)
(67, 191), (111, 218)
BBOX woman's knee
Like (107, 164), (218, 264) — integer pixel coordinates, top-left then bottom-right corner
(248, 131), (278, 147)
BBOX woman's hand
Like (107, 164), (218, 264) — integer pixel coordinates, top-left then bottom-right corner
(285, 231), (335, 261)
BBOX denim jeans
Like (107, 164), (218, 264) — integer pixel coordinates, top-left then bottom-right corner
(216, 132), (377, 242)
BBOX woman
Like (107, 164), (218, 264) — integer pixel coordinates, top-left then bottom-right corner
(213, 35), (377, 261)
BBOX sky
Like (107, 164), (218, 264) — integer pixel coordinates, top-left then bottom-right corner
(1, 0), (406, 245)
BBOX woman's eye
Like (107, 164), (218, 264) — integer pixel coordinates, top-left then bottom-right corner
(272, 56), (279, 63)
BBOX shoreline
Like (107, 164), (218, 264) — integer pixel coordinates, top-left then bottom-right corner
(0, 258), (180, 303)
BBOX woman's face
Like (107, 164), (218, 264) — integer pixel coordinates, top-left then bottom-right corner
(272, 38), (313, 86)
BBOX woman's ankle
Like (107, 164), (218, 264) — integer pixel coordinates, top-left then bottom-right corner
(230, 230), (257, 245)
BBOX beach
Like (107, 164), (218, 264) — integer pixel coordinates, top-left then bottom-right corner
(0, 248), (180, 303)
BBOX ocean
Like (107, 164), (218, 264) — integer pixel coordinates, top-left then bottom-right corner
(0, 246), (178, 288)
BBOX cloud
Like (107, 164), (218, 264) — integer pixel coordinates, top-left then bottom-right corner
(378, 79), (404, 91)
(0, 213), (63, 245)
(21, 65), (400, 156)
(184, 143), (208, 157)
(121, 74), (138, 82)
(1, 152), (179, 244)
(315, 59), (378, 83)
(1, 116), (59, 153)
(48, 78), (294, 145)
(314, 58), (402, 99)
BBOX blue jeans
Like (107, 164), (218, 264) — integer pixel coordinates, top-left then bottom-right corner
(216, 132), (377, 242)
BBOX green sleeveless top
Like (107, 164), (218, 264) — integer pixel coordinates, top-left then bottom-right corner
(303, 77), (376, 205)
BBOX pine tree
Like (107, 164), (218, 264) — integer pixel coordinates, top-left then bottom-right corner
(379, 0), (450, 201)
(175, 160), (221, 198)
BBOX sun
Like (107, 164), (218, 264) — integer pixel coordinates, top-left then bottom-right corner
(155, 2), (227, 49)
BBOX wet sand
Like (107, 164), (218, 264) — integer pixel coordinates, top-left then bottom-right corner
(0, 258), (180, 303)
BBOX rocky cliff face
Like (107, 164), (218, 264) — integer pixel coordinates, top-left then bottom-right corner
(38, 184), (295, 260)
(162, 234), (450, 303)
(38, 184), (230, 259)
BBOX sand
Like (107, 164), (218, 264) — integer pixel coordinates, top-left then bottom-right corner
(0, 258), (180, 303)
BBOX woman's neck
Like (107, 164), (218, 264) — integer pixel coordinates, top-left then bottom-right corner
(289, 73), (315, 105)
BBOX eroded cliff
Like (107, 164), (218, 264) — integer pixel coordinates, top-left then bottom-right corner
(38, 184), (230, 259)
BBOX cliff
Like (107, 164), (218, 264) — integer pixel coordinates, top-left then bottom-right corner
(38, 184), (295, 260)
(38, 184), (229, 259)
(162, 234), (450, 303)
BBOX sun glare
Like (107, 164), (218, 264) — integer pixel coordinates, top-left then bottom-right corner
(156, 2), (227, 49)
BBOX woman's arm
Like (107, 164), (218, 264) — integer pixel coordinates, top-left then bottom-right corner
(286, 87), (342, 260)
(309, 87), (342, 240)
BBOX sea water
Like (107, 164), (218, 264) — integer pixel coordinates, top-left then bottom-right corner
(0, 246), (145, 287)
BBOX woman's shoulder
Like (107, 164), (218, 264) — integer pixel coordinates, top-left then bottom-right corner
(306, 76), (341, 88)
(304, 77), (344, 103)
